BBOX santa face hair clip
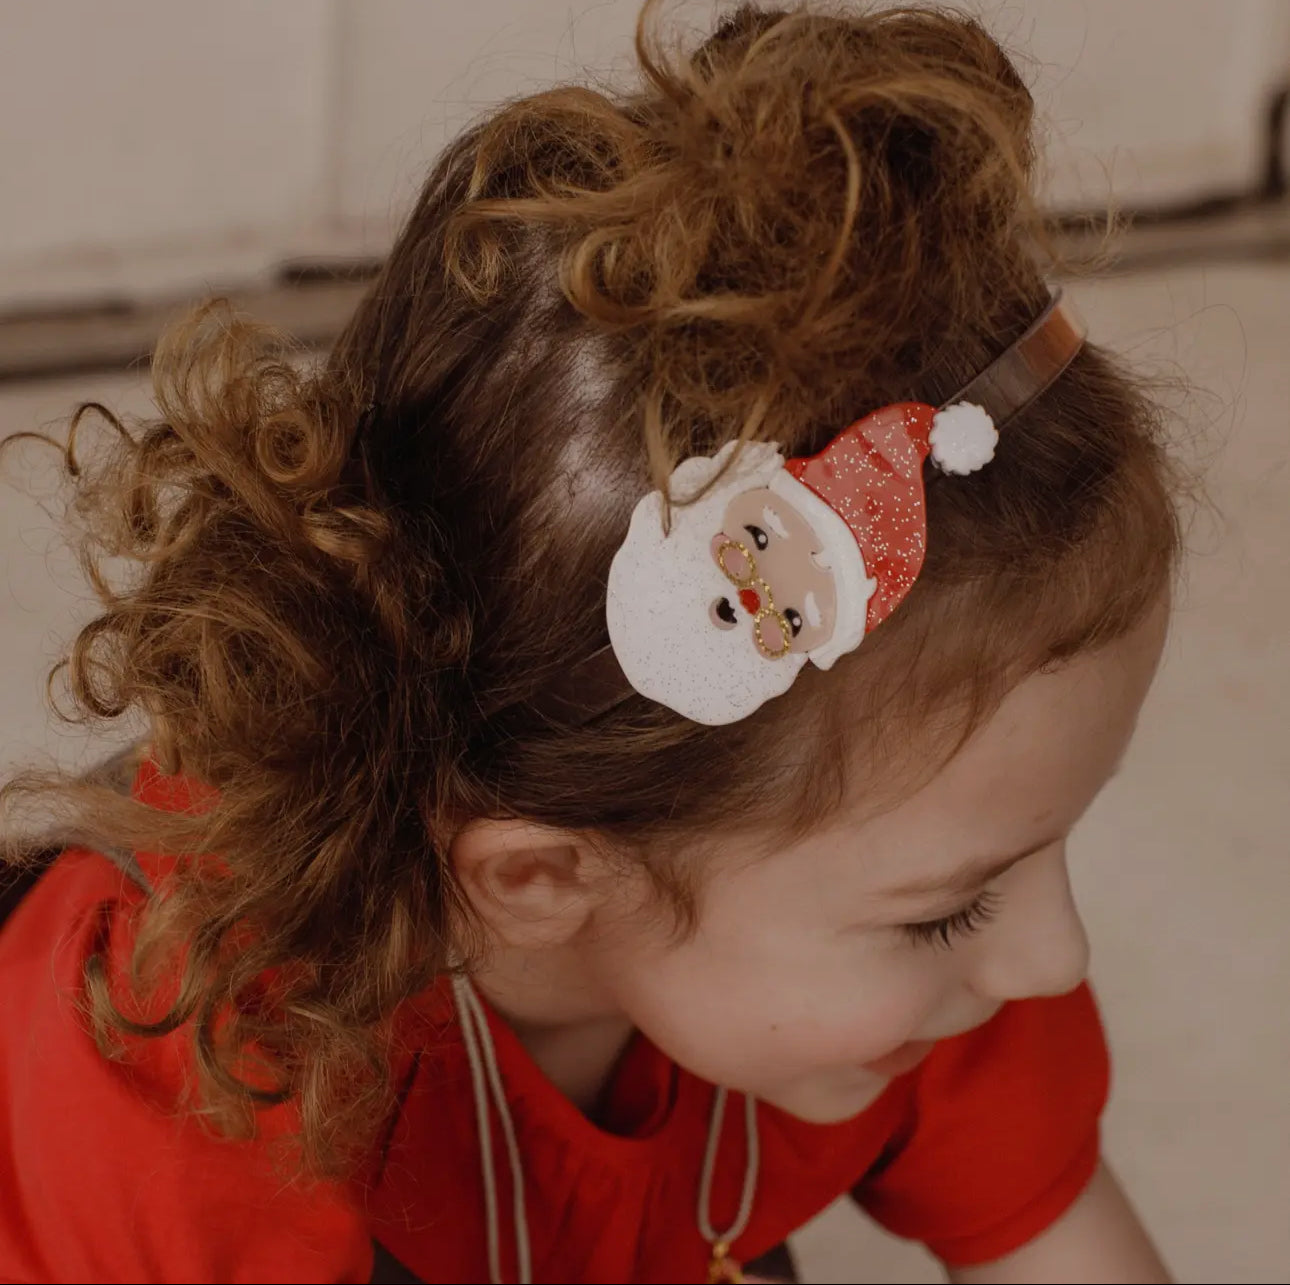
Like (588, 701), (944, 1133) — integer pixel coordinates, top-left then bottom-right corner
(601, 291), (1086, 726)
(604, 402), (996, 725)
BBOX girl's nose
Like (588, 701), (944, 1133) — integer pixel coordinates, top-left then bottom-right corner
(968, 845), (1090, 1004)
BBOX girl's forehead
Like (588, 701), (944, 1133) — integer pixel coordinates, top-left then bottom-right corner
(781, 600), (1169, 895)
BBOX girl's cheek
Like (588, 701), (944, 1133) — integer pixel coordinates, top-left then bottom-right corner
(828, 950), (954, 1048)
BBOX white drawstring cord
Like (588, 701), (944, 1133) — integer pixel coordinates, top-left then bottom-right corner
(452, 973), (533, 1285)
(451, 975), (758, 1284)
(696, 1086), (760, 1276)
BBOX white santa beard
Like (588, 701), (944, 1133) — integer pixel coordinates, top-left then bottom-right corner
(767, 469), (876, 671)
(606, 445), (805, 726)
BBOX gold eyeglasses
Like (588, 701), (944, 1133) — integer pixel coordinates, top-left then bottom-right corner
(714, 537), (793, 660)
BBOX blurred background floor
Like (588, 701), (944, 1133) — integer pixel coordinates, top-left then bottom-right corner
(2, 260), (1287, 1282)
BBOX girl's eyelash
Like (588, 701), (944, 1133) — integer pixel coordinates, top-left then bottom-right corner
(903, 890), (1002, 949)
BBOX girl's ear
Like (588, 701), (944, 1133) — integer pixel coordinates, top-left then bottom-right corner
(449, 818), (603, 950)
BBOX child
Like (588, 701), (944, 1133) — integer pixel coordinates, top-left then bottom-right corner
(0, 5), (1180, 1283)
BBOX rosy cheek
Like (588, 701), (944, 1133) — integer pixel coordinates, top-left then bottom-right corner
(712, 533), (752, 581)
(753, 612), (790, 658)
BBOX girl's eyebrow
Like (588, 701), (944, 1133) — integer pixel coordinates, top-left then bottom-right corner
(880, 835), (1061, 900)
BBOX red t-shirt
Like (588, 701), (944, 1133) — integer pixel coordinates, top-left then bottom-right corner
(0, 776), (1109, 1283)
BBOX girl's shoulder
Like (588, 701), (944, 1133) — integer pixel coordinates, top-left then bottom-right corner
(0, 847), (372, 1284)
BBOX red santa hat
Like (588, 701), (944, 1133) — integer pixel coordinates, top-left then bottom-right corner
(769, 400), (998, 670)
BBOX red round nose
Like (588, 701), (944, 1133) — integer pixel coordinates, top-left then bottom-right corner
(738, 587), (761, 615)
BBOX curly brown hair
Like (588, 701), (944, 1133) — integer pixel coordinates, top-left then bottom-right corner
(2, 2), (1181, 1175)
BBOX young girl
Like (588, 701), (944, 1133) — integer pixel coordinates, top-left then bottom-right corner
(0, 5), (1181, 1283)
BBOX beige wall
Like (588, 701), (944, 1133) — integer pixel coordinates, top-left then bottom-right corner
(3, 0), (1290, 308)
(0, 0), (340, 304)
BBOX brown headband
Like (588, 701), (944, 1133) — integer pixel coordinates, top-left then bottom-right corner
(947, 289), (1086, 420)
(517, 290), (1087, 726)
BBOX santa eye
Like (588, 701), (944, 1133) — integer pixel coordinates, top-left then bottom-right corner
(784, 608), (803, 637)
(744, 524), (769, 551)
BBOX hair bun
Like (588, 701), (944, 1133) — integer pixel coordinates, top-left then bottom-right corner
(528, 3), (1042, 462)
(451, 7), (1045, 469)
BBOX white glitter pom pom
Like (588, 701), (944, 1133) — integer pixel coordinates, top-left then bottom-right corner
(929, 402), (998, 475)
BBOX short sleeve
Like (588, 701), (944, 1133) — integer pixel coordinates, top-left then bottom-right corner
(853, 984), (1109, 1269)
(0, 849), (374, 1284)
